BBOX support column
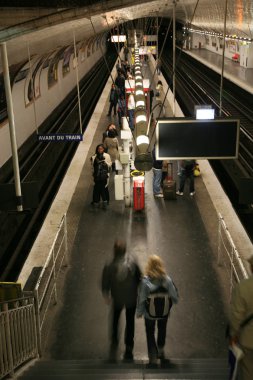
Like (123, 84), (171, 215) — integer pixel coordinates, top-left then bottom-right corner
(1, 42), (23, 212)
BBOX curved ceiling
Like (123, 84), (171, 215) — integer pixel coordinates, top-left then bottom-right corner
(0, 0), (252, 66)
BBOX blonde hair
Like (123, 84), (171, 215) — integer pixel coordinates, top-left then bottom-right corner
(145, 255), (166, 279)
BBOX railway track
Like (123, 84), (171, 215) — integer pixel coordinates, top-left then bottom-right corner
(161, 49), (253, 240)
(0, 52), (117, 281)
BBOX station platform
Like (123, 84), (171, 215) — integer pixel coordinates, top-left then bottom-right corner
(18, 53), (252, 363)
(183, 48), (253, 94)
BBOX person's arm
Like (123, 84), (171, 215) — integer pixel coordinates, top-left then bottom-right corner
(167, 276), (179, 304)
(136, 279), (148, 318)
(230, 285), (246, 342)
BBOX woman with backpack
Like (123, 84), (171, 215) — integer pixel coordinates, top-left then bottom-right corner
(91, 144), (112, 207)
(103, 129), (120, 173)
(136, 255), (178, 365)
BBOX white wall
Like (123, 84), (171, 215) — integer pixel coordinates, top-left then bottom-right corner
(0, 45), (105, 167)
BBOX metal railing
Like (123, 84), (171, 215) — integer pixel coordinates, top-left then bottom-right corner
(0, 214), (68, 379)
(33, 213), (69, 355)
(0, 296), (38, 379)
(217, 212), (249, 299)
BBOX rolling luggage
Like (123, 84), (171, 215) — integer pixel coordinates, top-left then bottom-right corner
(163, 163), (176, 200)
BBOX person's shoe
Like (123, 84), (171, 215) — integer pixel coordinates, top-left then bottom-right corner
(123, 350), (133, 361)
(154, 193), (164, 198)
(190, 191), (195, 196)
(176, 191), (183, 196)
(157, 347), (165, 360)
(102, 201), (107, 209)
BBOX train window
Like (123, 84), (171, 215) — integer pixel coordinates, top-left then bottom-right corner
(48, 47), (65, 88)
(25, 56), (45, 105)
(62, 46), (74, 76)
(79, 41), (87, 62)
(87, 38), (93, 57)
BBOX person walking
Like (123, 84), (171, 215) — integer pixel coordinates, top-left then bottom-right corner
(156, 58), (161, 75)
(102, 239), (142, 361)
(152, 144), (163, 198)
(91, 144), (112, 207)
(137, 255), (178, 365)
(229, 256), (253, 380)
(176, 159), (196, 196)
(102, 123), (118, 143)
(107, 84), (118, 117)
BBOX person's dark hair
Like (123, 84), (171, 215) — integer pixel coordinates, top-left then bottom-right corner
(113, 239), (126, 259)
(108, 129), (116, 138)
(157, 80), (162, 85)
(95, 144), (105, 155)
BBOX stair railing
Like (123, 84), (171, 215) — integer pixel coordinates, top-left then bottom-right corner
(0, 296), (38, 379)
(33, 213), (69, 355)
(217, 212), (249, 299)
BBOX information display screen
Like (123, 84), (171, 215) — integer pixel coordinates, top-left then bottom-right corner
(156, 119), (239, 160)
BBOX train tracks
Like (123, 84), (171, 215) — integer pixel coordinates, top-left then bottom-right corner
(0, 52), (117, 281)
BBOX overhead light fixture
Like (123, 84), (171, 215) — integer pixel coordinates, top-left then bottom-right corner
(136, 135), (149, 146)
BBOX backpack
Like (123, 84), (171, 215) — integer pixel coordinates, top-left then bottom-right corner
(145, 280), (173, 319)
(94, 159), (108, 181)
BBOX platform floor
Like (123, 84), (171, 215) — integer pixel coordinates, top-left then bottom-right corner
(43, 63), (231, 362)
(184, 48), (253, 94)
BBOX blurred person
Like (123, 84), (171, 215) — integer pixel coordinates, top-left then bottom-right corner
(117, 93), (126, 128)
(102, 123), (118, 143)
(156, 58), (161, 75)
(229, 256), (253, 380)
(102, 239), (142, 361)
(107, 83), (119, 117)
(103, 129), (120, 173)
(90, 144), (111, 207)
(152, 144), (163, 198)
(137, 255), (178, 365)
(176, 160), (196, 196)
(127, 92), (135, 131)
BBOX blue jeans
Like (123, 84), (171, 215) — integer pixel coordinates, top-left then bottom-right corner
(153, 168), (163, 194)
(128, 109), (135, 130)
(179, 171), (195, 193)
(145, 317), (168, 361)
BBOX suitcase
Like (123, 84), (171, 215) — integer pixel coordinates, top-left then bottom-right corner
(162, 163), (177, 200)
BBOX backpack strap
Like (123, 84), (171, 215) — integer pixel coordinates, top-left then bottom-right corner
(240, 313), (253, 329)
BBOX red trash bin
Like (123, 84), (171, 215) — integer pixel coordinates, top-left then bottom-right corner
(133, 176), (145, 211)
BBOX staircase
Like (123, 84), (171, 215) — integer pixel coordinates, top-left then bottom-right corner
(18, 359), (229, 379)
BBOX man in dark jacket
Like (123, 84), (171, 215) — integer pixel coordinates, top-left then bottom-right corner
(102, 239), (142, 360)
(107, 84), (119, 117)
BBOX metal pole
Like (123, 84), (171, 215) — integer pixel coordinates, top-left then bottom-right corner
(122, 117), (131, 207)
(0, 42), (23, 212)
(219, 0), (228, 117)
(3, 303), (14, 377)
(73, 31), (83, 134)
(156, 16), (159, 59)
(117, 19), (120, 56)
(34, 289), (42, 357)
(173, 0), (176, 116)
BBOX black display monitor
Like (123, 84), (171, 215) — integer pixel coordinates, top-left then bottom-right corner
(156, 118), (240, 160)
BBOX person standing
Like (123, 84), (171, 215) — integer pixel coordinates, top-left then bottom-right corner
(117, 93), (126, 128)
(137, 255), (178, 365)
(152, 145), (163, 198)
(102, 239), (142, 361)
(103, 129), (120, 173)
(127, 92), (135, 131)
(107, 84), (118, 117)
(91, 144), (112, 207)
(176, 159), (196, 196)
(229, 256), (253, 380)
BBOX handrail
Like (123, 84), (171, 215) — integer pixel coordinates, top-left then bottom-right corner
(217, 212), (249, 299)
(33, 213), (68, 355)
